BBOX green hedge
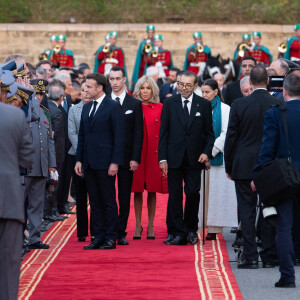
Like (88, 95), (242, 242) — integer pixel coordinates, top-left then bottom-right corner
(0, 0), (298, 24)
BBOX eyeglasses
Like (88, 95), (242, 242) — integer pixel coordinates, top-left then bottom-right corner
(177, 82), (195, 89)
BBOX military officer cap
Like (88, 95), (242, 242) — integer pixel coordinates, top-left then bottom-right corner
(1, 60), (17, 72)
(242, 33), (251, 40)
(50, 34), (58, 41)
(30, 78), (48, 94)
(6, 82), (18, 103)
(147, 24), (155, 31)
(16, 83), (35, 105)
(154, 34), (163, 41)
(252, 31), (262, 38)
(0, 70), (15, 92)
(58, 34), (66, 41)
(109, 31), (118, 38)
(294, 24), (300, 31)
(193, 32), (202, 38)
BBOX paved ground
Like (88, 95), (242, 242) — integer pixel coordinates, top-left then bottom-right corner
(224, 228), (300, 300)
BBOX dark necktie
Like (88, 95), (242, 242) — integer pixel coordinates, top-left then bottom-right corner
(183, 99), (189, 127)
(89, 101), (98, 122)
(115, 97), (121, 105)
(62, 98), (68, 113)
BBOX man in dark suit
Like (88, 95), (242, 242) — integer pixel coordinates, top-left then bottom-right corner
(52, 74), (75, 215)
(224, 65), (281, 269)
(0, 102), (34, 300)
(108, 66), (143, 245)
(159, 70), (215, 245)
(75, 73), (124, 250)
(46, 83), (67, 222)
(252, 74), (300, 288)
(159, 68), (180, 104)
(224, 56), (256, 106)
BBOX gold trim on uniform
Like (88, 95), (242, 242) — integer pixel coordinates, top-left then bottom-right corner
(1, 86), (10, 91)
(17, 89), (30, 100)
(6, 95), (17, 103)
(31, 84), (45, 93)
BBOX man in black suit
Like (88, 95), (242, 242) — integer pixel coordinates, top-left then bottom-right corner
(53, 74), (75, 215)
(75, 73), (124, 250)
(159, 70), (215, 245)
(224, 65), (281, 269)
(159, 68), (180, 104)
(108, 66), (143, 245)
(224, 56), (256, 106)
(46, 83), (68, 222)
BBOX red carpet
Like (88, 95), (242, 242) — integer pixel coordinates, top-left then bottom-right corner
(19, 192), (242, 300)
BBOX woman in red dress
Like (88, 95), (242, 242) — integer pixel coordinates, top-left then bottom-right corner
(132, 75), (163, 239)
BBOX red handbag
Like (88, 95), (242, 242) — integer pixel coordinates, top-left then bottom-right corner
(161, 173), (169, 194)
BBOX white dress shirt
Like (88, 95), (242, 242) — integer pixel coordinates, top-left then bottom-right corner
(89, 94), (106, 116)
(181, 94), (193, 113)
(111, 90), (126, 106)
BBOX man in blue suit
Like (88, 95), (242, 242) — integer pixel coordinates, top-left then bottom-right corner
(253, 73), (300, 288)
(159, 68), (180, 104)
(75, 73), (124, 250)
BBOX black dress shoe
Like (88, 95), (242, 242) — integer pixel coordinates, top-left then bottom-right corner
(187, 232), (198, 244)
(99, 240), (116, 249)
(166, 235), (187, 245)
(275, 279), (296, 288)
(65, 205), (76, 214)
(78, 237), (86, 242)
(54, 212), (68, 220)
(44, 214), (65, 222)
(83, 239), (102, 250)
(164, 234), (175, 244)
(206, 233), (216, 241)
(262, 262), (275, 268)
(238, 258), (258, 269)
(118, 237), (129, 245)
(43, 215), (57, 222)
(28, 241), (50, 249)
(59, 207), (75, 215)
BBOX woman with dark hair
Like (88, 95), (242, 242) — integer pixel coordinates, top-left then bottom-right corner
(131, 75), (163, 240)
(199, 78), (238, 240)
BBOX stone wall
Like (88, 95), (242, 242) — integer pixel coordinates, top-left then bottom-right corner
(0, 23), (295, 81)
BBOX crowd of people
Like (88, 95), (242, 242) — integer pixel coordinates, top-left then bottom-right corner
(1, 23), (300, 300)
